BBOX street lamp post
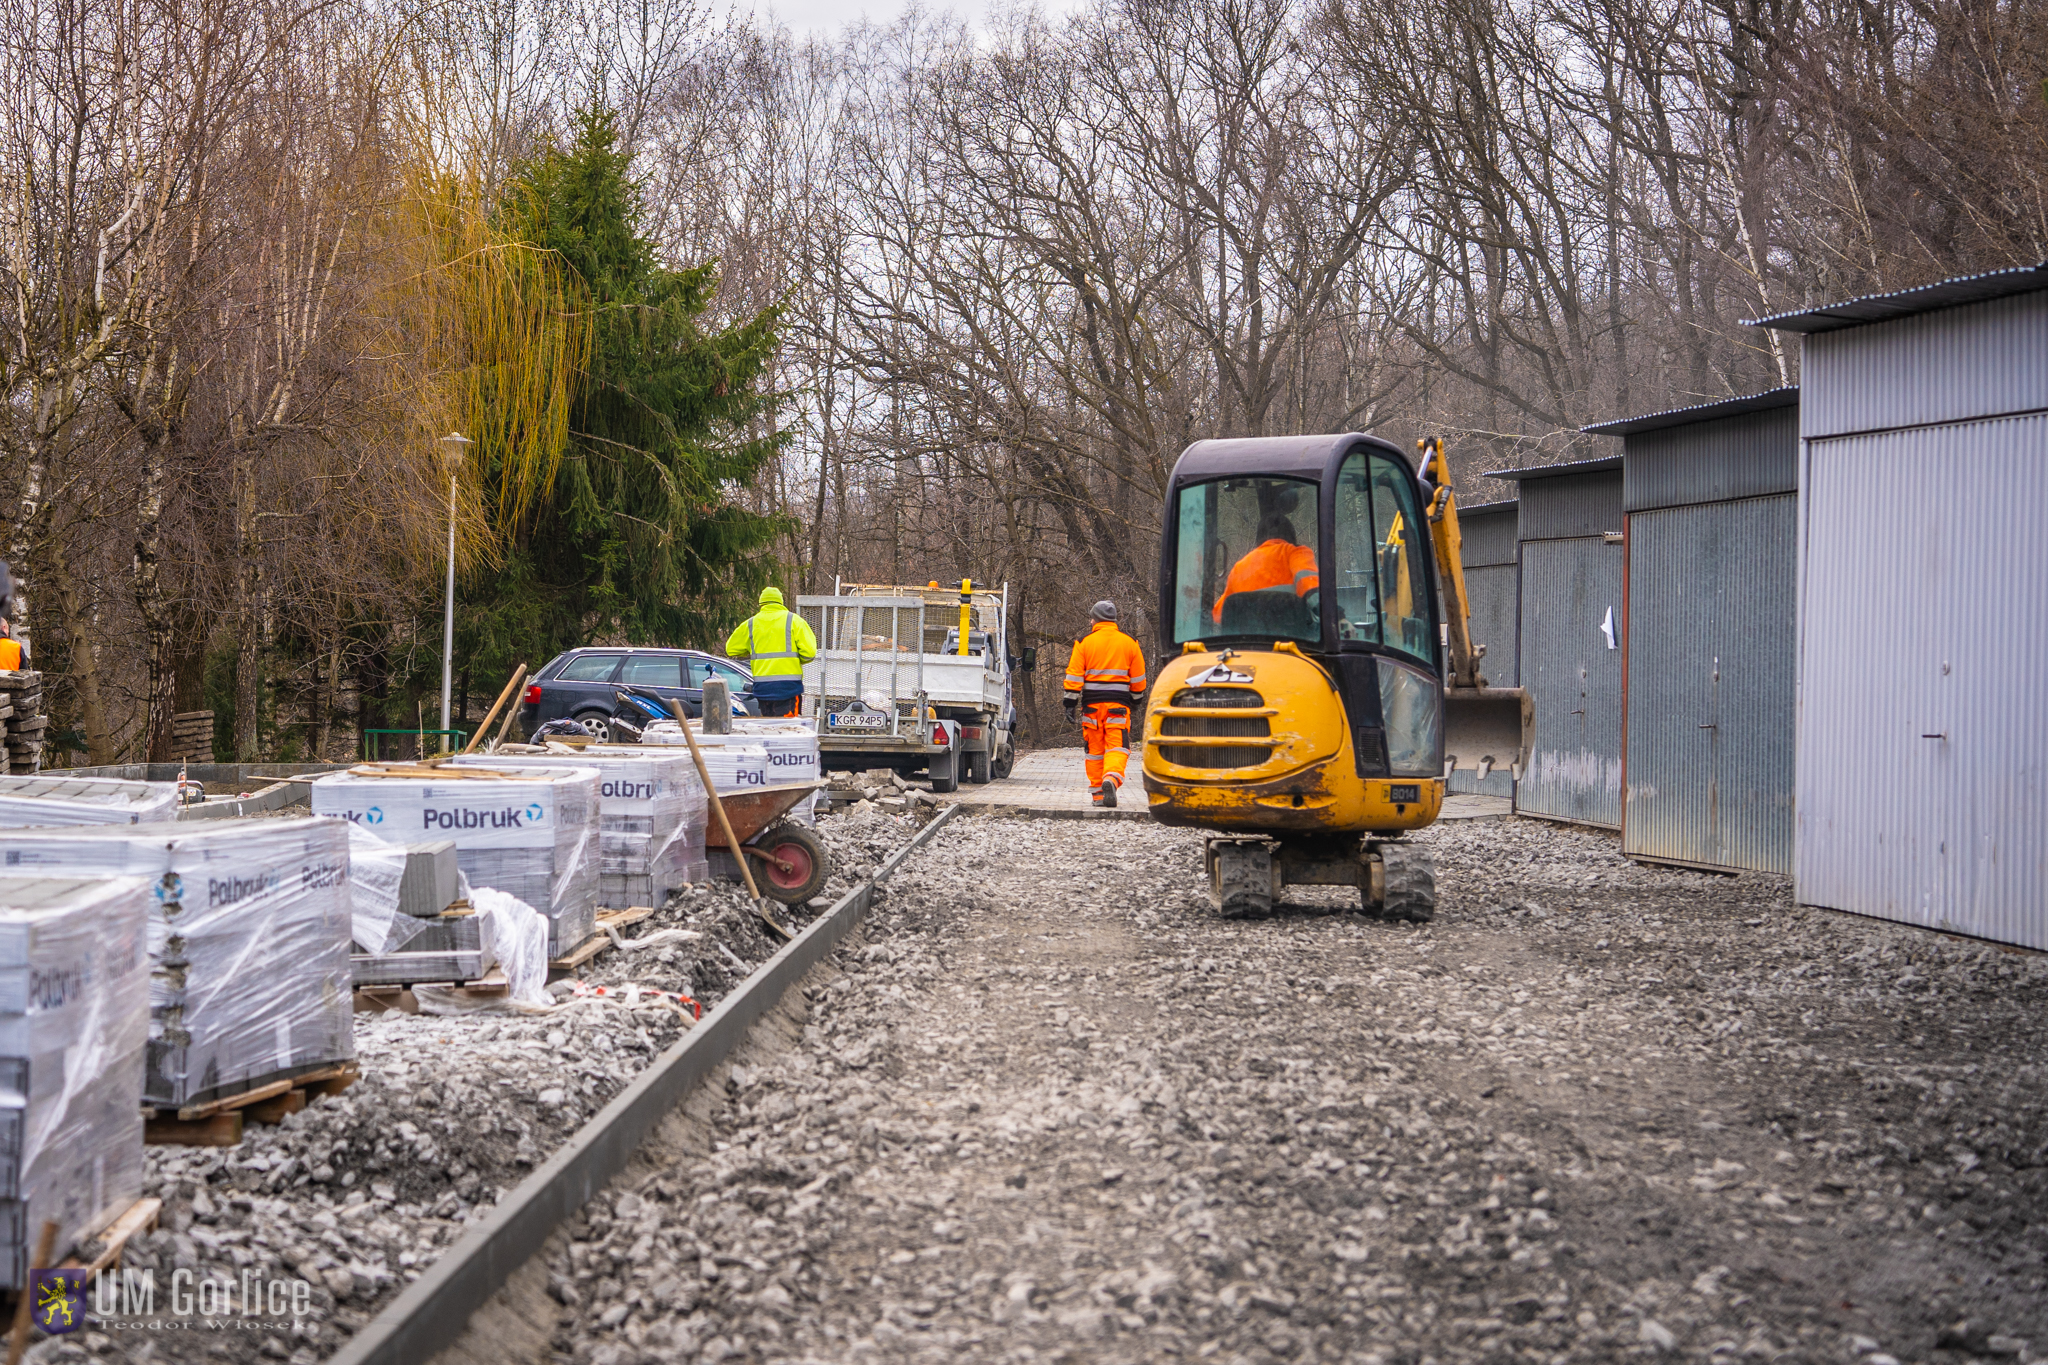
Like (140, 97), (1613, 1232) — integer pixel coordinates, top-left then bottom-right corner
(438, 433), (473, 746)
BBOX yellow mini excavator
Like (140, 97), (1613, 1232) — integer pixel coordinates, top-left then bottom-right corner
(1139, 433), (1533, 919)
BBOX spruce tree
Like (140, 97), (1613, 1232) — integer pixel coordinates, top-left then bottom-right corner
(457, 104), (787, 685)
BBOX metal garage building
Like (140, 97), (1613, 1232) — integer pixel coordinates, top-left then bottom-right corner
(1750, 264), (2048, 949)
(1582, 389), (1799, 874)
(1485, 458), (1625, 827)
(1447, 500), (1518, 799)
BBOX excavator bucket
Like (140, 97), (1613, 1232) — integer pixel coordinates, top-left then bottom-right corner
(1443, 686), (1533, 782)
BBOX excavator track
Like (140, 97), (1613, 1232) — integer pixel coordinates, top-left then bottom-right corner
(1370, 842), (1436, 922)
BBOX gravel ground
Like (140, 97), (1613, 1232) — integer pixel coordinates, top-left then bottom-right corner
(39, 804), (927, 1365)
(525, 812), (2048, 1365)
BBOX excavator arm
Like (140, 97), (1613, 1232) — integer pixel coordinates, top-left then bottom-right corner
(1418, 438), (1535, 782)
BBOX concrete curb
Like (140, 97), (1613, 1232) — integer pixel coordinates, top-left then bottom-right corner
(327, 804), (963, 1365)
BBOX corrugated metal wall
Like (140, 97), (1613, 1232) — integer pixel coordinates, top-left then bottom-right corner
(1623, 407), (1799, 511)
(1801, 292), (2048, 439)
(1623, 496), (1797, 872)
(1517, 469), (1623, 540)
(1517, 536), (1625, 826)
(1449, 504), (1517, 797)
(1796, 411), (2048, 949)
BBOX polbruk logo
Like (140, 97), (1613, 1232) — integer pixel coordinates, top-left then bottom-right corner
(364, 806), (384, 825)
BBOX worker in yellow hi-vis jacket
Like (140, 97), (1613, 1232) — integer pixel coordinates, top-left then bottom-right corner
(725, 587), (818, 717)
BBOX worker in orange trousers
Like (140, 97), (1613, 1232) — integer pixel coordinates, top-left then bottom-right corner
(1063, 601), (1147, 808)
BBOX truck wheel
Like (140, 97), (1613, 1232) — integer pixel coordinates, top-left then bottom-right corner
(992, 742), (1013, 780)
(966, 748), (991, 784)
(928, 745), (960, 793)
(751, 824), (827, 905)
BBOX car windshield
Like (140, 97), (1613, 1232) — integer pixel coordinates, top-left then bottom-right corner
(1170, 477), (1322, 645)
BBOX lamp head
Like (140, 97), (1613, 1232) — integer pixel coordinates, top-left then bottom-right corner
(438, 432), (473, 468)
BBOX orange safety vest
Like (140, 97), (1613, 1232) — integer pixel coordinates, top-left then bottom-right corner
(1213, 539), (1319, 622)
(0, 638), (21, 672)
(1064, 621), (1148, 703)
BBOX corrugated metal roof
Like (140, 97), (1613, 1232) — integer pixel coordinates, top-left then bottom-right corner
(1457, 500), (1517, 516)
(1581, 387), (1797, 436)
(1482, 455), (1623, 482)
(1746, 262), (2048, 334)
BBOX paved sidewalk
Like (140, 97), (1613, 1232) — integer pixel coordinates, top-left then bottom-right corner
(935, 747), (1512, 822)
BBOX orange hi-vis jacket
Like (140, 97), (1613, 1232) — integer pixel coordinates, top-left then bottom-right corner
(1213, 539), (1319, 622)
(1064, 621), (1148, 705)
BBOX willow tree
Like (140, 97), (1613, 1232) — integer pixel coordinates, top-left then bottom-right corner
(456, 103), (787, 684)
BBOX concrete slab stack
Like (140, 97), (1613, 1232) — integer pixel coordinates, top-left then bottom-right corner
(450, 751), (708, 908)
(0, 876), (152, 1287)
(310, 766), (600, 955)
(0, 818), (355, 1110)
(0, 774), (178, 827)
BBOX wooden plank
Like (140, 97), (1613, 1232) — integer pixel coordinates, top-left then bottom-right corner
(548, 934), (609, 974)
(303, 1062), (361, 1098)
(61, 1198), (163, 1275)
(146, 1112), (242, 1147)
(177, 1076), (296, 1121)
(596, 906), (654, 929)
(244, 1089), (307, 1124)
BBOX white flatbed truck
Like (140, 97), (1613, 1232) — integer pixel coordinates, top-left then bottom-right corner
(795, 583), (1022, 791)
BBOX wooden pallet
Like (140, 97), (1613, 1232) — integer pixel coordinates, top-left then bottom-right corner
(59, 1197), (163, 1275)
(547, 907), (655, 975)
(145, 1061), (361, 1146)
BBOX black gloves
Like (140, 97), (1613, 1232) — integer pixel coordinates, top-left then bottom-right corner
(1063, 696), (1078, 724)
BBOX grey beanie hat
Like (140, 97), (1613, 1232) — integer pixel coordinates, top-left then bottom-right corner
(1090, 600), (1118, 622)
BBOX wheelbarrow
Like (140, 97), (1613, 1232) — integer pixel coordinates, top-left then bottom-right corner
(705, 780), (830, 905)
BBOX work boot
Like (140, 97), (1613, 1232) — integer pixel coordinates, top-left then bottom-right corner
(1099, 780), (1118, 809)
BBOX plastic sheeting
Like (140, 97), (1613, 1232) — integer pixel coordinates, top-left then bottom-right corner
(310, 767), (599, 956)
(451, 750), (708, 908)
(0, 818), (355, 1111)
(0, 774), (178, 827)
(0, 876), (151, 1287)
(343, 824), (427, 954)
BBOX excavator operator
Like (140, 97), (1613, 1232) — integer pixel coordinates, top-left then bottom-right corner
(1063, 600), (1147, 808)
(1211, 513), (1319, 623)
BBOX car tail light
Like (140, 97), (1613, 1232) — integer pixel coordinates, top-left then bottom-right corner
(523, 684), (542, 705)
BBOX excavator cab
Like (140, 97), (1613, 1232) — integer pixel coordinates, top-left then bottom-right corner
(1141, 432), (1533, 919)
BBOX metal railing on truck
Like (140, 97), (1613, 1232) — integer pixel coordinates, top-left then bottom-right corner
(797, 595), (929, 740)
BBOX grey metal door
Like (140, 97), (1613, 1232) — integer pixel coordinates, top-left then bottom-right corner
(1797, 414), (2048, 948)
(1516, 537), (1625, 826)
(1624, 496), (1796, 872)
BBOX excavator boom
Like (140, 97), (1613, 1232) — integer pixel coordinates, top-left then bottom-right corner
(1419, 438), (1535, 782)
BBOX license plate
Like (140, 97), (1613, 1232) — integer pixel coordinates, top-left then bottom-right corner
(828, 709), (887, 731)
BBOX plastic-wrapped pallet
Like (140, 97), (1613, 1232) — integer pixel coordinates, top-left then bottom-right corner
(449, 750), (708, 907)
(310, 766), (599, 956)
(0, 818), (354, 1110)
(639, 726), (771, 794)
(730, 719), (822, 824)
(0, 774), (177, 827)
(0, 876), (151, 1288)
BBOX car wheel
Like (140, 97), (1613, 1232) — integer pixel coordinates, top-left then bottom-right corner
(572, 709), (621, 744)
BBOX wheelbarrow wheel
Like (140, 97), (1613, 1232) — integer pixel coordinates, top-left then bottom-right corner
(750, 823), (828, 905)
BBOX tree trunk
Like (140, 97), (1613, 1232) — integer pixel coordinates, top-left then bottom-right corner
(45, 541), (113, 763)
(233, 450), (263, 761)
(133, 432), (177, 762)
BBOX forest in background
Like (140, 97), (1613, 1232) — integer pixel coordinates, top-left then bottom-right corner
(2, 0), (2042, 762)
